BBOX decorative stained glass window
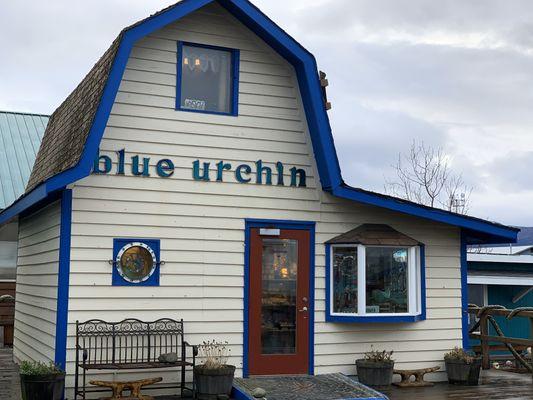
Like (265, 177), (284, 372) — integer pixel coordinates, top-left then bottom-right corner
(112, 239), (161, 286)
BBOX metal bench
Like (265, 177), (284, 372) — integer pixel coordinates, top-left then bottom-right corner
(75, 318), (197, 399)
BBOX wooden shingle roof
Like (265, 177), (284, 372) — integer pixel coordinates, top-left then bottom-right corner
(26, 37), (121, 191)
(326, 224), (420, 246)
(26, 2), (181, 192)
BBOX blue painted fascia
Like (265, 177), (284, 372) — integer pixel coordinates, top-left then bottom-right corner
(332, 186), (518, 244)
(0, 0), (518, 246)
(243, 219), (316, 377)
(460, 230), (470, 350)
(54, 189), (73, 372)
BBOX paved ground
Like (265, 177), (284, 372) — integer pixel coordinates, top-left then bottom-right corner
(0, 347), (21, 400)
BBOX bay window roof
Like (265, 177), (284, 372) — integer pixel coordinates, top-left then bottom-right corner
(326, 224), (420, 247)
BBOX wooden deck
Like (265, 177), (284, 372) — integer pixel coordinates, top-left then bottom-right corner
(1, 346), (531, 399)
(379, 369), (533, 400)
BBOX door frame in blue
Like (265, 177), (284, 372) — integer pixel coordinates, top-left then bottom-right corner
(243, 219), (316, 377)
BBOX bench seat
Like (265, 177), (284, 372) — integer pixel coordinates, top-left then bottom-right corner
(81, 361), (193, 370)
(75, 318), (197, 400)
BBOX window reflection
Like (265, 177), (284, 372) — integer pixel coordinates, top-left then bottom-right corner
(366, 247), (408, 313)
(261, 239), (298, 354)
(332, 247), (358, 314)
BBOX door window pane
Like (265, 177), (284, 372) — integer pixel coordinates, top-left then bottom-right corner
(180, 45), (233, 114)
(332, 246), (358, 313)
(261, 239), (298, 355)
(366, 247), (408, 313)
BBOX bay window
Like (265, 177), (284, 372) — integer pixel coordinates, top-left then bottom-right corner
(326, 224), (426, 323)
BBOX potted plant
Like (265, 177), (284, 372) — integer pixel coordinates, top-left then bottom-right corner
(19, 360), (65, 400)
(194, 340), (235, 400)
(444, 347), (482, 385)
(356, 347), (394, 386)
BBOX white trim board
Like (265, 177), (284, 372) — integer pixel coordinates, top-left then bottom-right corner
(467, 253), (533, 263)
(467, 275), (533, 286)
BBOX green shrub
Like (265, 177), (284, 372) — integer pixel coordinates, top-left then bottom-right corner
(444, 347), (477, 364)
(19, 360), (63, 375)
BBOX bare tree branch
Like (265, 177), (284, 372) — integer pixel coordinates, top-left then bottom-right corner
(384, 140), (473, 214)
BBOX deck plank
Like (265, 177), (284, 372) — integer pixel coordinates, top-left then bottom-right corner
(379, 370), (533, 400)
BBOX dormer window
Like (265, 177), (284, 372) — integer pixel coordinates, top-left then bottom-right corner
(325, 224), (426, 323)
(176, 42), (239, 116)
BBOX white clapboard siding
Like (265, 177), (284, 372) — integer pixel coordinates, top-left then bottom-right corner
(63, 3), (464, 397)
(13, 200), (61, 364)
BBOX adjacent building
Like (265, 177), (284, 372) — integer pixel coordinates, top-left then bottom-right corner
(0, 111), (48, 346)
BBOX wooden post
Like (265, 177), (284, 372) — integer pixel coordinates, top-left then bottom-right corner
(480, 314), (490, 369)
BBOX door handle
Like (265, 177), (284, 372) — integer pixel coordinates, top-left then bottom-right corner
(299, 307), (308, 312)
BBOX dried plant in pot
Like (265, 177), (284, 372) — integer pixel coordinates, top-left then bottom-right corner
(19, 360), (65, 400)
(444, 347), (482, 385)
(194, 340), (235, 400)
(356, 347), (395, 386)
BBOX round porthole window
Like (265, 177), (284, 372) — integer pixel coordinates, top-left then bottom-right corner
(115, 242), (157, 283)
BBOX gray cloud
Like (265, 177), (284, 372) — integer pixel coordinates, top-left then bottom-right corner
(1, 0), (533, 226)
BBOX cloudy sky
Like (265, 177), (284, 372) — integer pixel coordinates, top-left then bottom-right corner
(1, 1), (533, 226)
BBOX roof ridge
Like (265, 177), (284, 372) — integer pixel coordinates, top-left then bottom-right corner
(0, 110), (50, 117)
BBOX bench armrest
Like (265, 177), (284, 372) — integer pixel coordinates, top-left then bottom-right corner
(183, 341), (199, 357)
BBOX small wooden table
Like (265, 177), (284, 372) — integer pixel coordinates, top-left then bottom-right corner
(89, 377), (162, 400)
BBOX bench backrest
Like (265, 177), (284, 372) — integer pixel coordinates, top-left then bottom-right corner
(76, 318), (184, 365)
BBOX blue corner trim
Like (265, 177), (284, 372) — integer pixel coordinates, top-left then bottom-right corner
(324, 243), (426, 324)
(0, 0), (518, 247)
(460, 230), (470, 350)
(243, 219), (315, 377)
(54, 189), (72, 371)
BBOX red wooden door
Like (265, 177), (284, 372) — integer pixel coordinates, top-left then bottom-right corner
(248, 228), (310, 375)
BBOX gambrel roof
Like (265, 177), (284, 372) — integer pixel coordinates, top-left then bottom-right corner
(0, 0), (519, 244)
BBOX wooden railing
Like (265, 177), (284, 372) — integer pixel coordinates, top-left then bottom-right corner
(467, 305), (533, 375)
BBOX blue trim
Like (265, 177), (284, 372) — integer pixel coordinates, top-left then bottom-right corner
(0, 0), (518, 246)
(231, 384), (254, 400)
(243, 219), (315, 377)
(324, 243), (426, 324)
(54, 189), (72, 372)
(333, 186), (517, 244)
(460, 230), (470, 350)
(176, 41), (239, 116)
(111, 238), (161, 286)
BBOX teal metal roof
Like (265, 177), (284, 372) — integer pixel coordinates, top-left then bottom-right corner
(0, 111), (49, 209)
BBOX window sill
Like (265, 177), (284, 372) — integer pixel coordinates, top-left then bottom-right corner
(325, 313), (425, 323)
(175, 105), (237, 117)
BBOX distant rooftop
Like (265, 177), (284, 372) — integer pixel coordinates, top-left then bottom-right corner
(0, 111), (49, 209)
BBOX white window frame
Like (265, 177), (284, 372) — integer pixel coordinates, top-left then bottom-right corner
(329, 244), (422, 318)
